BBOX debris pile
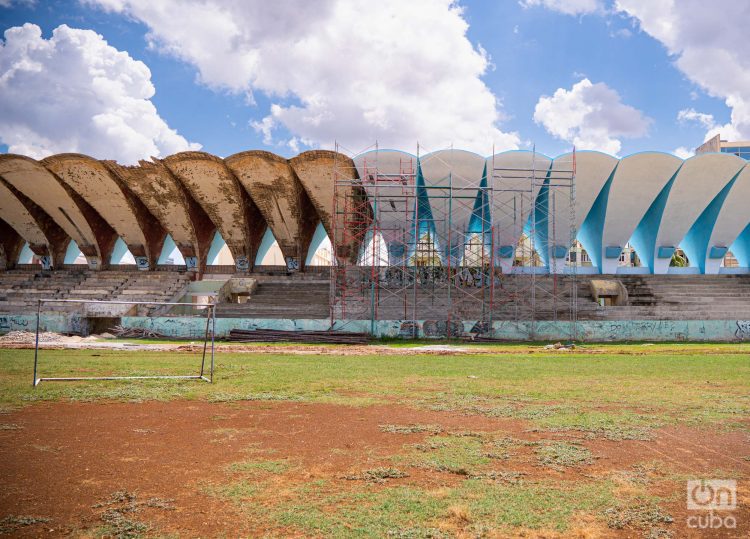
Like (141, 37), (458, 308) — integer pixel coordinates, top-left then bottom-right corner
(228, 328), (369, 344)
(0, 330), (64, 344)
(108, 325), (168, 339)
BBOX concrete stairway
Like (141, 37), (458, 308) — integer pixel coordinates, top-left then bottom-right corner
(0, 270), (87, 313)
(590, 275), (750, 320)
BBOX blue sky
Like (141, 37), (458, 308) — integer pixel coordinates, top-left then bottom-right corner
(0, 0), (746, 162)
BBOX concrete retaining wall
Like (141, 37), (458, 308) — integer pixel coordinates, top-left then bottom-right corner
(4, 313), (749, 342)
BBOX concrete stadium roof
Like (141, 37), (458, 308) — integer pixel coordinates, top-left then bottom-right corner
(43, 153), (165, 268)
(489, 151), (552, 263)
(0, 154), (116, 266)
(601, 152), (682, 274)
(0, 147), (748, 274)
(225, 150), (317, 269)
(290, 150), (366, 265)
(162, 151), (265, 271)
(705, 165), (750, 273)
(105, 159), (216, 270)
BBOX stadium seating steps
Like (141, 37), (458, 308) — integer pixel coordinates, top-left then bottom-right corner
(1, 270), (749, 321)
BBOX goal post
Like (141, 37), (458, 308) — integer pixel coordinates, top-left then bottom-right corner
(32, 298), (216, 387)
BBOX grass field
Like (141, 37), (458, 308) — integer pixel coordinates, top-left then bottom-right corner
(1, 342), (748, 537)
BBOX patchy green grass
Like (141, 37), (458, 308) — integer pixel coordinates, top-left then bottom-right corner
(3, 346), (750, 439)
(535, 441), (595, 470)
(226, 459), (293, 475)
(218, 476), (629, 537)
(4, 344), (743, 536)
(396, 434), (494, 476)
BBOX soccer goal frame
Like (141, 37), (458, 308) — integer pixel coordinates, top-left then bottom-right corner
(32, 298), (216, 387)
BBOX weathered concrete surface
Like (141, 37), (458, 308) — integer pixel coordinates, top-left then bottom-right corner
(43, 154), (165, 267)
(0, 177), (62, 263)
(105, 159), (216, 272)
(225, 151), (317, 269)
(77, 316), (750, 341)
(0, 218), (24, 269)
(290, 150), (368, 264)
(3, 308), (750, 342)
(0, 177), (70, 266)
(163, 152), (265, 270)
(0, 155), (104, 265)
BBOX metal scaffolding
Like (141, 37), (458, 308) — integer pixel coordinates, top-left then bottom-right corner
(330, 143), (577, 339)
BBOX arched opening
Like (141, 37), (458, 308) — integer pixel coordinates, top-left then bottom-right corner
(64, 240), (86, 264)
(460, 232), (491, 267)
(306, 223), (333, 266)
(255, 228), (285, 266)
(358, 230), (389, 266)
(566, 240), (593, 268)
(409, 231), (442, 266)
(206, 231), (234, 266)
(669, 248), (689, 267)
(721, 250), (739, 268)
(512, 234), (543, 267)
(157, 235), (185, 265)
(17, 242), (35, 264)
(110, 238), (135, 265)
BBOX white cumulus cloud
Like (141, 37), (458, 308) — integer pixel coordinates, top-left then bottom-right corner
(533, 78), (651, 155)
(615, 0), (750, 143)
(0, 23), (199, 164)
(86, 0), (519, 154)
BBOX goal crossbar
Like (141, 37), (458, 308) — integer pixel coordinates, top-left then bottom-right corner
(32, 298), (216, 387)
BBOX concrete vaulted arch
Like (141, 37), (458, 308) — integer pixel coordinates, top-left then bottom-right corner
(42, 154), (164, 269)
(0, 218), (25, 269)
(602, 152), (683, 274)
(0, 154), (112, 268)
(353, 149), (417, 265)
(105, 159), (216, 272)
(421, 149), (487, 265)
(225, 150), (318, 270)
(489, 151), (552, 267)
(0, 178), (66, 267)
(290, 150), (369, 264)
(706, 164), (750, 272)
(552, 151), (618, 272)
(651, 153), (745, 274)
(163, 152), (265, 271)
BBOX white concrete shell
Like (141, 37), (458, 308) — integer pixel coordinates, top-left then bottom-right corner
(488, 151), (552, 268)
(601, 152), (682, 275)
(704, 164), (750, 274)
(353, 150), (417, 264)
(550, 151), (617, 271)
(420, 149), (486, 264)
(653, 153), (745, 274)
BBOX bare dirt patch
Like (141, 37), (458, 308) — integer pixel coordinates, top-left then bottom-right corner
(0, 400), (748, 537)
